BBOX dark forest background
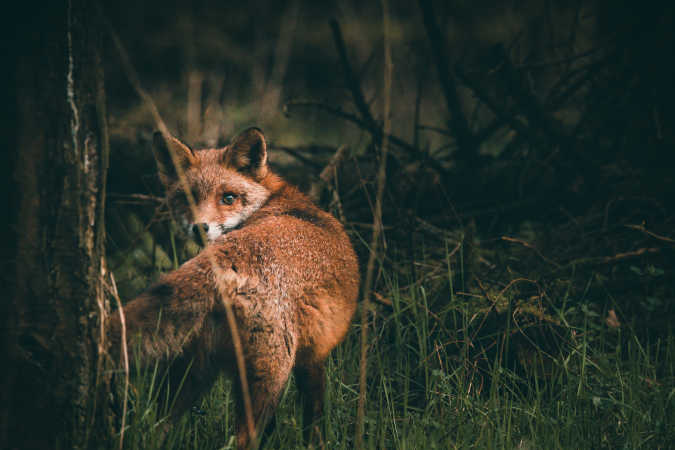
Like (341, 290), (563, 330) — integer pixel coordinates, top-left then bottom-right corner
(1, 0), (674, 448)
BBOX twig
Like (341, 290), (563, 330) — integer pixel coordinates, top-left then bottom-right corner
(446, 240), (462, 260)
(417, 124), (455, 137)
(347, 222), (394, 230)
(90, 261), (110, 442)
(269, 144), (324, 170)
(501, 236), (561, 268)
(474, 118), (505, 145)
(625, 223), (675, 244)
(513, 47), (603, 70)
(309, 145), (348, 220)
(601, 247), (660, 263)
(470, 278), (540, 344)
(560, 247), (661, 270)
(271, 142), (337, 154)
(356, 1), (392, 447)
(466, 278), (497, 345)
(108, 193), (165, 204)
(317, 146), (348, 184)
(546, 60), (604, 110)
(455, 67), (536, 143)
(495, 45), (566, 138)
(415, 217), (455, 236)
(108, 274), (128, 450)
(372, 291), (393, 307)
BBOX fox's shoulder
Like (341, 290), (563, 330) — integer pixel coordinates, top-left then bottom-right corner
(247, 183), (342, 232)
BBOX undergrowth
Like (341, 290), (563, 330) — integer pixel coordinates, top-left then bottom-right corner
(113, 233), (674, 449)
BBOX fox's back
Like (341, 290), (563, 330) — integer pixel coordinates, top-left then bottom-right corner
(211, 186), (357, 295)
(202, 184), (359, 359)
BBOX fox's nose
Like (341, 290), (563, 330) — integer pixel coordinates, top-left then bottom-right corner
(192, 223), (209, 235)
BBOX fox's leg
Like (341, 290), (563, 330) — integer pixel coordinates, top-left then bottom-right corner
(161, 355), (220, 421)
(233, 363), (293, 450)
(295, 361), (326, 446)
(146, 356), (220, 423)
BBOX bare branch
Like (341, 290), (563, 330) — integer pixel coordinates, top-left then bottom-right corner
(329, 19), (379, 133)
(285, 100), (448, 175)
(268, 144), (325, 171)
(417, 0), (478, 167)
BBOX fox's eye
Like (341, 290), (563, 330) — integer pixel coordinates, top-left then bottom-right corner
(221, 193), (236, 205)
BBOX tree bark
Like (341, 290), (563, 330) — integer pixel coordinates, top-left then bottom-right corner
(1, 1), (111, 448)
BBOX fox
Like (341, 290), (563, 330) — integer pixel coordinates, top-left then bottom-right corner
(108, 127), (359, 449)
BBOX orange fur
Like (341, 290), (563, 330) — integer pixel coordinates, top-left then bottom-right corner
(109, 128), (359, 449)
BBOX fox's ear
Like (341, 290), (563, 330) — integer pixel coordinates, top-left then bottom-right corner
(152, 131), (197, 186)
(224, 127), (268, 180)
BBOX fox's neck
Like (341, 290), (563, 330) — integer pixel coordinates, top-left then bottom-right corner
(246, 175), (320, 225)
(263, 179), (307, 211)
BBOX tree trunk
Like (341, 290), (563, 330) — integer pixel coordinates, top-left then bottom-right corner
(1, 1), (111, 448)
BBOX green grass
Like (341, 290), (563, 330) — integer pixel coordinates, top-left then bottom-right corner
(115, 252), (674, 449)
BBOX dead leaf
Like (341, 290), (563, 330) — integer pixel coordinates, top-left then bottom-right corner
(606, 309), (621, 328)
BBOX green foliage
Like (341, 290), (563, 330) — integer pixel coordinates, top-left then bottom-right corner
(108, 210), (200, 299)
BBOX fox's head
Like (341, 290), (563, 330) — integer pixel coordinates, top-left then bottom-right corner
(153, 127), (276, 244)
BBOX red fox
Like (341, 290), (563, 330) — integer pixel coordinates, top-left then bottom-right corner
(109, 128), (359, 448)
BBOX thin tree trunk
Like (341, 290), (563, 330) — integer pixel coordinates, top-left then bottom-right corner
(1, 1), (111, 448)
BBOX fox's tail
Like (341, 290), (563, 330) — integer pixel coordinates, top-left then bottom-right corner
(108, 295), (209, 367)
(107, 254), (256, 369)
(107, 257), (220, 366)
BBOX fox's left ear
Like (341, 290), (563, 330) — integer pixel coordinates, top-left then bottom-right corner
(225, 127), (268, 180)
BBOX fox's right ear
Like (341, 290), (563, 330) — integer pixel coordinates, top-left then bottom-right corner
(224, 127), (268, 180)
(152, 131), (197, 186)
